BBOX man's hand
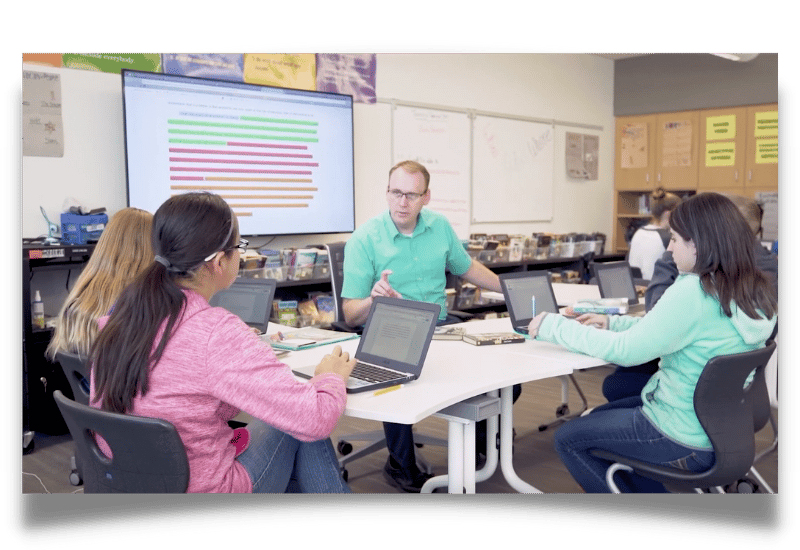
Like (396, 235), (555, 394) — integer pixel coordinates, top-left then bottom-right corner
(370, 269), (402, 299)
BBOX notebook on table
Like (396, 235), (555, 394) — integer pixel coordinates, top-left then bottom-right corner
(292, 297), (440, 393)
(209, 277), (277, 334)
(499, 271), (560, 335)
(593, 261), (646, 315)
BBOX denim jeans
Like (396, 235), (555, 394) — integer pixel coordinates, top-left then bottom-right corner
(236, 418), (350, 493)
(553, 396), (715, 493)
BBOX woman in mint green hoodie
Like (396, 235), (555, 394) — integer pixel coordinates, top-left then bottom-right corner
(529, 192), (777, 493)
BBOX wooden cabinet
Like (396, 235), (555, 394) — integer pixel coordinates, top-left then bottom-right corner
(654, 110), (700, 190)
(613, 104), (778, 253)
(614, 115), (657, 190)
(698, 106), (748, 190)
(744, 103), (778, 190)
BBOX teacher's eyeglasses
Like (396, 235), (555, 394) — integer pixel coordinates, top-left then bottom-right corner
(387, 188), (427, 202)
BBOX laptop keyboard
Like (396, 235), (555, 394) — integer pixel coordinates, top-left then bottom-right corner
(350, 362), (405, 383)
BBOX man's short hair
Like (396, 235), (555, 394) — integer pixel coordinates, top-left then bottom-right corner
(388, 160), (430, 191)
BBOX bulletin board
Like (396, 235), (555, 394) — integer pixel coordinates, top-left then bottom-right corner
(392, 105), (471, 238)
(472, 115), (554, 223)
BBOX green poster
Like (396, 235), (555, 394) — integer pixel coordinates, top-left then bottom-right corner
(62, 54), (161, 74)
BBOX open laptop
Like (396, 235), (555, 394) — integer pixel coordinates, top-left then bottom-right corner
(292, 297), (440, 393)
(209, 277), (277, 334)
(499, 271), (560, 334)
(593, 261), (646, 315)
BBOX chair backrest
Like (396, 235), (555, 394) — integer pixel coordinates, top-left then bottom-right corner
(53, 390), (189, 493)
(56, 350), (91, 406)
(325, 241), (347, 323)
(692, 341), (776, 487)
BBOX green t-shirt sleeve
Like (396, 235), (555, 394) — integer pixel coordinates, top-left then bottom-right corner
(341, 235), (375, 299)
(443, 219), (472, 276)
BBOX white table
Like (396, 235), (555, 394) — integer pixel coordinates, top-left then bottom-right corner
(479, 283), (600, 309)
(274, 317), (607, 493)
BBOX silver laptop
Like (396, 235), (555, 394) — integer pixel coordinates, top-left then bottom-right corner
(594, 262), (646, 315)
(209, 277), (277, 334)
(292, 297), (440, 393)
(499, 271), (560, 334)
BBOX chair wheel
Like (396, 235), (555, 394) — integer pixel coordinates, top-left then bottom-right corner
(538, 425), (548, 432)
(341, 468), (349, 482)
(733, 479), (757, 493)
(337, 441), (353, 455)
(69, 470), (82, 486)
(415, 443), (424, 448)
(555, 404), (570, 417)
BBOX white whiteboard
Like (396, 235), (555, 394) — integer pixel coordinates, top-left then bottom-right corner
(392, 105), (471, 239)
(472, 115), (554, 223)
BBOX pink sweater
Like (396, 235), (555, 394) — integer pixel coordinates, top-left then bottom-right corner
(90, 289), (347, 493)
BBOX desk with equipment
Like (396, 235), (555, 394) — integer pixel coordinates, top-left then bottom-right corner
(275, 315), (607, 493)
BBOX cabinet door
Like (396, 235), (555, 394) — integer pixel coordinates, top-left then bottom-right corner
(615, 115), (657, 190)
(655, 110), (699, 190)
(745, 103), (778, 190)
(698, 107), (747, 190)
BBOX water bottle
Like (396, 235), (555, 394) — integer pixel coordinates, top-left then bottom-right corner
(531, 295), (536, 318)
(32, 290), (45, 329)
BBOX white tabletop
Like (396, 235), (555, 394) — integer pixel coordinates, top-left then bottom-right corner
(274, 317), (606, 425)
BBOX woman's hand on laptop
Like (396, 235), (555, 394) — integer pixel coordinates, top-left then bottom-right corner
(575, 313), (609, 329)
(314, 345), (357, 382)
(527, 312), (549, 338)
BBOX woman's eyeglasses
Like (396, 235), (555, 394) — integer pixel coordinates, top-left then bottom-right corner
(204, 238), (248, 262)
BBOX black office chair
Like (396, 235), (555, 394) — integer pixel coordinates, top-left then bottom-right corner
(53, 390), (189, 493)
(55, 350), (91, 485)
(324, 241), (445, 480)
(590, 342), (777, 493)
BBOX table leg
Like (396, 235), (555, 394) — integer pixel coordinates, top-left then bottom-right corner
(499, 385), (542, 493)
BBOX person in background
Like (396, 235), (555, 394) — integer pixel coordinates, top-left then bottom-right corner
(627, 188), (682, 280)
(341, 160), (517, 491)
(89, 192), (355, 493)
(46, 207), (154, 363)
(602, 193), (779, 402)
(528, 192), (777, 492)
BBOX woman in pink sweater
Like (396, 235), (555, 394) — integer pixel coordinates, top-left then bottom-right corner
(89, 193), (355, 493)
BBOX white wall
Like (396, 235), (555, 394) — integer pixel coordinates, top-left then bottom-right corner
(22, 53), (615, 249)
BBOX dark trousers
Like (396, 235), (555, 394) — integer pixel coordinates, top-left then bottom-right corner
(601, 359), (659, 403)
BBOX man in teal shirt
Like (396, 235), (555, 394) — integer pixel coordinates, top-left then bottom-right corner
(341, 160), (508, 491)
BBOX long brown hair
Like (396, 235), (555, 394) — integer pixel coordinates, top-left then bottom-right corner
(46, 208), (153, 360)
(669, 192), (777, 320)
(90, 193), (237, 413)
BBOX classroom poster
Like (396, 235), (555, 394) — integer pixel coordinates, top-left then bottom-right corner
(162, 54), (244, 81)
(620, 122), (647, 168)
(22, 70), (64, 157)
(565, 132), (599, 179)
(705, 141), (735, 166)
(315, 54), (377, 103)
(22, 54), (63, 67)
(706, 114), (736, 140)
(243, 54), (316, 90)
(753, 110), (778, 137)
(661, 119), (692, 167)
(755, 139), (778, 164)
(61, 53), (161, 74)
(393, 106), (471, 239)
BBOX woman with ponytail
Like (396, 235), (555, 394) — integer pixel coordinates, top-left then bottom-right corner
(89, 192), (355, 493)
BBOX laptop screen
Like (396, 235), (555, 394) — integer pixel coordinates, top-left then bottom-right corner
(501, 272), (559, 320)
(595, 263), (638, 304)
(209, 279), (276, 331)
(357, 300), (438, 375)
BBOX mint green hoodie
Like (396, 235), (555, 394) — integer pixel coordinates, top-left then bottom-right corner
(537, 273), (776, 449)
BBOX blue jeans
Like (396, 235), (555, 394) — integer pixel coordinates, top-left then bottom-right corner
(553, 397), (715, 493)
(237, 418), (350, 493)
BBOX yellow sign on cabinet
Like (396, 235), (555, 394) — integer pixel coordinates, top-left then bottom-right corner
(706, 114), (736, 140)
(755, 138), (778, 164)
(705, 141), (736, 167)
(754, 110), (778, 138)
